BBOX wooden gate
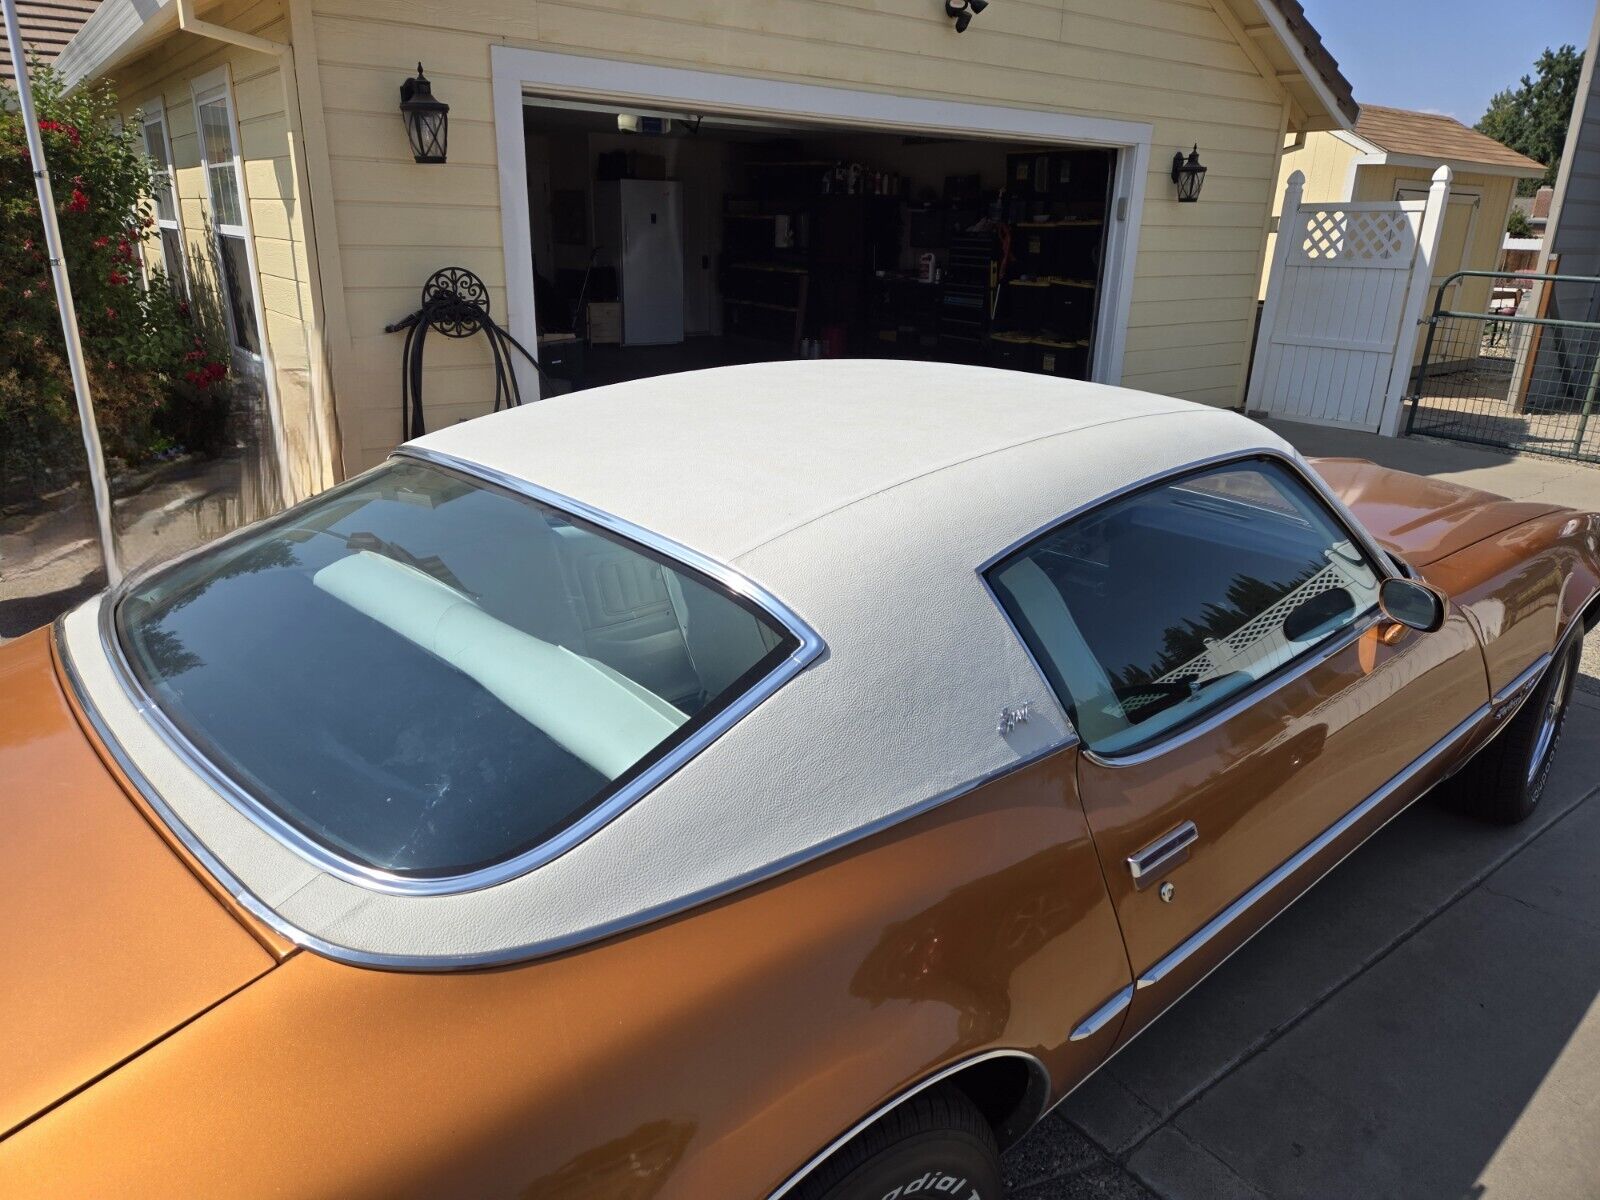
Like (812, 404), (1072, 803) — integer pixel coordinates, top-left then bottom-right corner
(1248, 166), (1452, 435)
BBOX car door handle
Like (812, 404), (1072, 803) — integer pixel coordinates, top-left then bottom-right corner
(1128, 821), (1198, 884)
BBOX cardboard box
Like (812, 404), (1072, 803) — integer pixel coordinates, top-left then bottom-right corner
(587, 301), (622, 345)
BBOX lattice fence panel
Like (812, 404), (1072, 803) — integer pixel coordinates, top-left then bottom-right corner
(1290, 209), (1417, 267)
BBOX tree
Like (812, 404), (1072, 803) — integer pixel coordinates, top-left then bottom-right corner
(1478, 44), (1585, 196)
(1507, 206), (1533, 238)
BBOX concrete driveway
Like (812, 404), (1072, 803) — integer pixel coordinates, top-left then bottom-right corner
(1001, 425), (1600, 1199)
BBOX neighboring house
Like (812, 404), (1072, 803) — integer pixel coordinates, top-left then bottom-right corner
(1263, 105), (1543, 322)
(0, 0), (98, 84)
(1543, 3), (1600, 318)
(1508, 184), (1554, 239)
(56, 0), (1358, 496)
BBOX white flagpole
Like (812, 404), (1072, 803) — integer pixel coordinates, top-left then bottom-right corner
(3, 0), (122, 586)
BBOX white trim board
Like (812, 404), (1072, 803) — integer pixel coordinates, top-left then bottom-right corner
(490, 46), (1153, 399)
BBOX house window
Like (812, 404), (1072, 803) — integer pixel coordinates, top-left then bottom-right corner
(193, 79), (261, 358)
(139, 104), (187, 298)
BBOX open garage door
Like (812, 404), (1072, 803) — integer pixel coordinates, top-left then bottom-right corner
(490, 48), (1152, 401)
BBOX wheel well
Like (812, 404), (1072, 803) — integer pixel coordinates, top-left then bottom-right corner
(942, 1052), (1052, 1150)
(1584, 590), (1600, 633)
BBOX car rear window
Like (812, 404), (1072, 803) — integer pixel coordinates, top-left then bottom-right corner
(114, 458), (801, 881)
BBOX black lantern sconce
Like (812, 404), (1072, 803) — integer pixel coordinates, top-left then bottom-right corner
(1171, 145), (1207, 203)
(945, 0), (987, 32)
(400, 63), (449, 164)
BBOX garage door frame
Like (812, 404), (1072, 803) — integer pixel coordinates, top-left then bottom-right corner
(490, 45), (1153, 400)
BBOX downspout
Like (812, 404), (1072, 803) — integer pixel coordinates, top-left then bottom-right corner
(174, 0), (336, 500)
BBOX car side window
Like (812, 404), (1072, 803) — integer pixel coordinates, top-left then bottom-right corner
(986, 458), (1381, 756)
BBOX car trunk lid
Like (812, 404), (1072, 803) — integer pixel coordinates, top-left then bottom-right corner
(1308, 457), (1564, 566)
(0, 629), (278, 1138)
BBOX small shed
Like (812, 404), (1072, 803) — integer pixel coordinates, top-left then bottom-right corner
(1263, 105), (1544, 318)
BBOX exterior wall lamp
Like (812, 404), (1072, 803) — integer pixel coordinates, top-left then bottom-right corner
(944, 0), (987, 32)
(400, 63), (449, 164)
(1172, 145), (1207, 203)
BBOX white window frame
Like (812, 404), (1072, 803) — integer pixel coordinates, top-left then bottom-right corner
(139, 97), (189, 299)
(489, 46), (1153, 400)
(191, 67), (269, 369)
(189, 65), (289, 509)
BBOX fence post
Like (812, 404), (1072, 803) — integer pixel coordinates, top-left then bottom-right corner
(1378, 165), (1452, 437)
(1245, 170), (1304, 416)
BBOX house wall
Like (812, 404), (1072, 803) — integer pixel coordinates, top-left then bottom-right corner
(1257, 128), (1359, 296)
(109, 0), (332, 497)
(305, 0), (1300, 474)
(1353, 164), (1518, 324)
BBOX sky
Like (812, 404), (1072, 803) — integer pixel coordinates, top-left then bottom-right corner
(1300, 0), (1595, 125)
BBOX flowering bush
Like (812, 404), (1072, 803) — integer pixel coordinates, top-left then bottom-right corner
(1, 62), (216, 497)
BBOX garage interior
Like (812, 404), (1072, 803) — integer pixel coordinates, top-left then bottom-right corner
(521, 98), (1117, 392)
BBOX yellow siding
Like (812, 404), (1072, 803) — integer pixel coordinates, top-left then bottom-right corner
(308, 0), (1297, 471)
(1353, 164), (1517, 323)
(1258, 130), (1360, 296)
(111, 0), (330, 495)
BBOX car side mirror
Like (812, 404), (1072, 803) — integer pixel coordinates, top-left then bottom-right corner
(1379, 577), (1446, 633)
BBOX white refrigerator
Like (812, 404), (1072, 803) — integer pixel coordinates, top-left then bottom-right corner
(594, 180), (685, 346)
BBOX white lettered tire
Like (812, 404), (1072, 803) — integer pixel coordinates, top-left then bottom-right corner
(792, 1085), (1002, 1200)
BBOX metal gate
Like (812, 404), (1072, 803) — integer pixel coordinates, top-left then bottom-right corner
(1248, 167), (1453, 434)
(1405, 270), (1600, 464)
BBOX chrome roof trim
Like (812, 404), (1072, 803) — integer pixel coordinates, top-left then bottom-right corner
(60, 615), (1070, 971)
(977, 446), (1399, 768)
(767, 1047), (1052, 1199)
(89, 447), (826, 899)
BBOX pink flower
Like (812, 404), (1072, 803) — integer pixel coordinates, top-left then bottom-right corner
(66, 187), (90, 214)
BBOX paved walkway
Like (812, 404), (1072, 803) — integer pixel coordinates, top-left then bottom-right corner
(1001, 422), (1600, 1199)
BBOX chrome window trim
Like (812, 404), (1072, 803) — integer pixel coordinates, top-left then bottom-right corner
(61, 614), (1074, 970)
(93, 447), (826, 898)
(976, 448), (1399, 766)
(766, 1048), (1051, 1199)
(1136, 701), (1491, 990)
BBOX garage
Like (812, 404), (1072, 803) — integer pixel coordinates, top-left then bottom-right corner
(520, 96), (1120, 392)
(493, 48), (1154, 402)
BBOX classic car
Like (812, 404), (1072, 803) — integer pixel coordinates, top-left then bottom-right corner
(2, 361), (1595, 1199)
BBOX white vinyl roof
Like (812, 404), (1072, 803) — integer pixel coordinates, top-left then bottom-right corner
(414, 360), (1218, 570)
(67, 363), (1298, 966)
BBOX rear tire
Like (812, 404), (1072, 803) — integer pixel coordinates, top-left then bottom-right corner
(1447, 639), (1580, 825)
(792, 1085), (1001, 1200)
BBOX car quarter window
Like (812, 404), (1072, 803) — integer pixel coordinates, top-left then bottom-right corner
(114, 460), (800, 880)
(986, 458), (1382, 756)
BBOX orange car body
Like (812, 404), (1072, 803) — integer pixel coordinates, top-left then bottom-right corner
(1, 448), (1595, 1199)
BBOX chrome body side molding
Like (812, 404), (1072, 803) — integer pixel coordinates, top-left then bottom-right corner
(1137, 702), (1491, 990)
(1069, 986), (1134, 1042)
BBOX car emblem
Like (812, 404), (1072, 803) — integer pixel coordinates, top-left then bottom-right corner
(997, 703), (1032, 735)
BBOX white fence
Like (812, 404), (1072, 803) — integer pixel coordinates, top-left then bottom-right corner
(1248, 166), (1452, 435)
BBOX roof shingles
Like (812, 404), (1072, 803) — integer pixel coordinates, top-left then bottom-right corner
(1, 1), (101, 85)
(1355, 104), (1545, 174)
